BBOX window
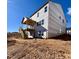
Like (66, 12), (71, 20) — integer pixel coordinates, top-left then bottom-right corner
(37, 20), (44, 26)
(38, 31), (41, 36)
(62, 19), (64, 23)
(41, 33), (44, 36)
(60, 28), (61, 33)
(44, 6), (47, 12)
(38, 31), (43, 36)
(59, 16), (61, 19)
(37, 22), (40, 26)
(41, 19), (44, 25)
(37, 13), (39, 17)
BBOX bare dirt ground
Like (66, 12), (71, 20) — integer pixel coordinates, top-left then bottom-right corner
(7, 38), (71, 59)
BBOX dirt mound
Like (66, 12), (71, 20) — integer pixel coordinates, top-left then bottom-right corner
(7, 32), (71, 41)
(7, 39), (71, 59)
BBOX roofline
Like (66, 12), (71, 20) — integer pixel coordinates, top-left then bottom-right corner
(30, 1), (49, 18)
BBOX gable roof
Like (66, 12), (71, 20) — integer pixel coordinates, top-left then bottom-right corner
(30, 1), (49, 18)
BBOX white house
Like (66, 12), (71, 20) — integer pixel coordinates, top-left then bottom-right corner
(20, 1), (66, 38)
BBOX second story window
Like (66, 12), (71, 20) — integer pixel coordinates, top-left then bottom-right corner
(44, 6), (47, 12)
(41, 19), (44, 25)
(37, 19), (44, 26)
(62, 19), (64, 23)
(37, 13), (39, 17)
(59, 16), (61, 19)
(37, 22), (41, 26)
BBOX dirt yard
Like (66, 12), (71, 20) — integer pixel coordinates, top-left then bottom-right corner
(7, 38), (71, 59)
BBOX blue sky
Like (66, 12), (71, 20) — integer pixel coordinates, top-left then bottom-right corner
(7, 0), (71, 32)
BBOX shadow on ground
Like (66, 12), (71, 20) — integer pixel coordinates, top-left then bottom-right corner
(52, 34), (71, 41)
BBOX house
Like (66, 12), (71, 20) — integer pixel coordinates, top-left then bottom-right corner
(20, 1), (66, 39)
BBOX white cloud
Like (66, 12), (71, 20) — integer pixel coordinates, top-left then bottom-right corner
(67, 8), (71, 15)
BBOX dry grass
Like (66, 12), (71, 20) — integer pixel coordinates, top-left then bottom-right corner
(7, 38), (71, 59)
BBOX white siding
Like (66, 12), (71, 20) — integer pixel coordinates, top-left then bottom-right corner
(30, 3), (49, 38)
(48, 2), (66, 38)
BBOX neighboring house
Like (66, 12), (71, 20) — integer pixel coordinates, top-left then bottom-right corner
(66, 28), (71, 35)
(21, 1), (66, 38)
